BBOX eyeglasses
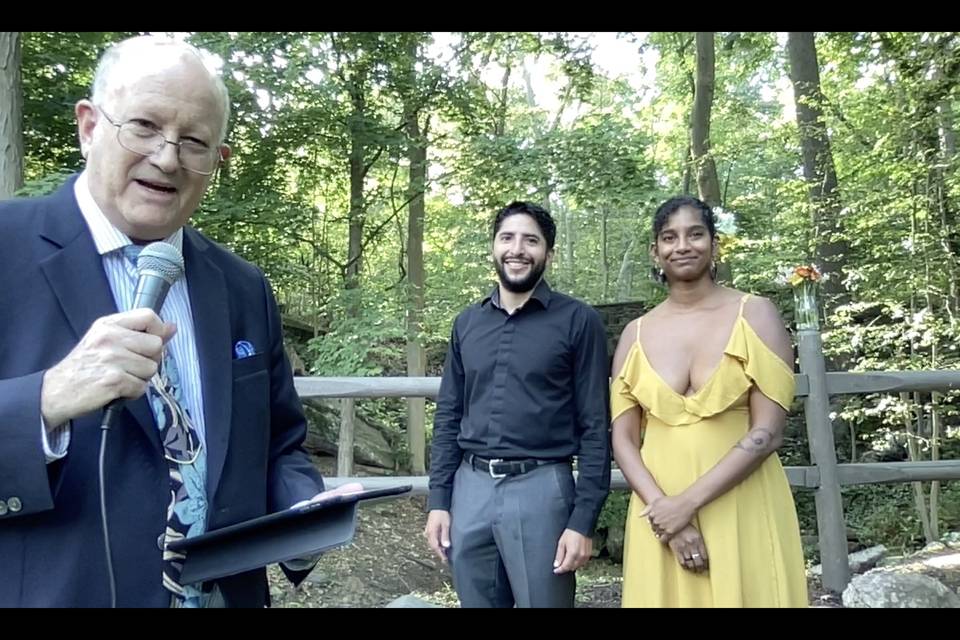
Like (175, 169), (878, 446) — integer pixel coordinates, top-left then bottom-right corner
(98, 106), (222, 176)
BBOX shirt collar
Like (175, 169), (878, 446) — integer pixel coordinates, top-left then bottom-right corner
(482, 278), (553, 311)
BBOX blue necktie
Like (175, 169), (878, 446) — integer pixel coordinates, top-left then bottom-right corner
(122, 245), (207, 604)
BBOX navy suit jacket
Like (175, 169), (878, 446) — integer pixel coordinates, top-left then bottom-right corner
(0, 177), (324, 607)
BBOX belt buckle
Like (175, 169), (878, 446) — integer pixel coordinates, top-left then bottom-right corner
(487, 458), (507, 479)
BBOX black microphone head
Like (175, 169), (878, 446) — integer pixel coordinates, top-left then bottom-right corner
(136, 242), (185, 286)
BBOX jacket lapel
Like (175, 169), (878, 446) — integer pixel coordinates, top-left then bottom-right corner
(182, 229), (232, 498)
(38, 178), (158, 448)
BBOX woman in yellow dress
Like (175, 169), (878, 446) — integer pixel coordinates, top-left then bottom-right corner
(610, 196), (808, 607)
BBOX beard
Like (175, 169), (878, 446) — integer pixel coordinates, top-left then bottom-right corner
(495, 255), (547, 293)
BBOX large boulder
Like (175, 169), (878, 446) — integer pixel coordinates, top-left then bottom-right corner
(809, 545), (887, 577)
(302, 399), (398, 470)
(385, 594), (442, 608)
(605, 524), (625, 564)
(842, 569), (960, 608)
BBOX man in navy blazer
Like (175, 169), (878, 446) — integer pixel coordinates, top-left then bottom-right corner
(0, 36), (344, 607)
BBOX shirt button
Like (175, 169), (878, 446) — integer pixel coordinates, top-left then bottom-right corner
(0, 500), (7, 516)
(7, 497), (22, 513)
(158, 534), (166, 551)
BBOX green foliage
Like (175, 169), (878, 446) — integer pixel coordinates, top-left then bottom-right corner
(845, 484), (926, 551)
(596, 490), (630, 532)
(15, 168), (75, 197)
(20, 32), (140, 180)
(305, 288), (406, 377)
(16, 31), (960, 553)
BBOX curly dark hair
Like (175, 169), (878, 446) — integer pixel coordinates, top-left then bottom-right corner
(492, 201), (557, 250)
(652, 195), (717, 240)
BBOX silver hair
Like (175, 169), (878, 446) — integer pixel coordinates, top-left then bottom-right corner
(90, 36), (231, 143)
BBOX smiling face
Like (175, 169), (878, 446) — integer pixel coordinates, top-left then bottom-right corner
(652, 205), (718, 284)
(76, 50), (230, 241)
(492, 213), (553, 293)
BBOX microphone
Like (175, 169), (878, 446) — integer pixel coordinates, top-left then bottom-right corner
(130, 242), (185, 313)
(101, 242), (185, 430)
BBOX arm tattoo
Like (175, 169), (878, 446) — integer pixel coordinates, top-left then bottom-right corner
(734, 428), (776, 455)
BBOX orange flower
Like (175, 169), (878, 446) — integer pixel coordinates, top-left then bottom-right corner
(789, 265), (821, 286)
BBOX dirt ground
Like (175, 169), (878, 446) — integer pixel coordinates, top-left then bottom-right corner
(266, 457), (957, 608)
(267, 491), (625, 608)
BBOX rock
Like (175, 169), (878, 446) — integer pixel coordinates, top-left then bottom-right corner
(842, 570), (960, 608)
(849, 545), (887, 574)
(606, 524), (625, 564)
(808, 545), (886, 577)
(343, 576), (366, 594)
(385, 594), (442, 608)
(878, 555), (905, 567)
(591, 530), (605, 558)
(304, 569), (331, 586)
(810, 593), (843, 608)
(285, 344), (307, 376)
(302, 400), (397, 469)
(921, 552), (960, 570)
(922, 541), (947, 554)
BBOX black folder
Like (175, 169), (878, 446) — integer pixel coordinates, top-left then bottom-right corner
(169, 485), (412, 585)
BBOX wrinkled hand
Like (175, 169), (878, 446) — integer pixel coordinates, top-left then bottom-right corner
(667, 524), (709, 573)
(424, 509), (452, 564)
(290, 482), (365, 509)
(40, 309), (176, 429)
(639, 494), (697, 539)
(553, 529), (593, 574)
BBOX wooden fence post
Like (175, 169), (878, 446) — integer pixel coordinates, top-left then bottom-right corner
(793, 277), (850, 592)
(337, 398), (355, 477)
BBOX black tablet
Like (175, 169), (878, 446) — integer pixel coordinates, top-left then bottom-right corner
(169, 484), (412, 584)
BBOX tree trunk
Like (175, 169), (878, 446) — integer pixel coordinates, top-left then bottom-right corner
(930, 388), (942, 540)
(346, 123), (365, 288)
(616, 237), (636, 301)
(786, 32), (850, 306)
(849, 422), (856, 463)
(935, 77), (959, 315)
(922, 206), (941, 540)
(905, 197), (937, 543)
(691, 32), (722, 207)
(494, 63), (512, 137)
(901, 391), (935, 544)
(601, 208), (609, 302)
(404, 46), (428, 475)
(0, 32), (23, 200)
(561, 201), (575, 292)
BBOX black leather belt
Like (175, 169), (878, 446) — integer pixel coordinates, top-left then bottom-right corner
(465, 453), (569, 479)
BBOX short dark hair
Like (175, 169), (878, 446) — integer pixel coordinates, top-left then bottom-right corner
(653, 196), (717, 240)
(492, 201), (557, 250)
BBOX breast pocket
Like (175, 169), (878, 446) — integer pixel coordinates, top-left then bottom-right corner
(228, 354), (270, 499)
(232, 353), (268, 379)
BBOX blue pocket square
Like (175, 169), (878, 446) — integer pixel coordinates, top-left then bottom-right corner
(234, 340), (256, 359)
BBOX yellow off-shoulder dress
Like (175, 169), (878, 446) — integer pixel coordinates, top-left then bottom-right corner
(611, 295), (808, 607)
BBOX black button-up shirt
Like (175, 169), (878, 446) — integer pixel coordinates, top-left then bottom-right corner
(427, 280), (611, 535)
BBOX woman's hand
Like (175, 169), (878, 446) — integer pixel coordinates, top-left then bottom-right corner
(668, 524), (709, 573)
(639, 494), (697, 538)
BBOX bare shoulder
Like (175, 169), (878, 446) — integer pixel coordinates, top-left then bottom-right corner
(741, 293), (786, 330)
(617, 317), (641, 343)
(612, 317), (642, 376)
(741, 293), (793, 363)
